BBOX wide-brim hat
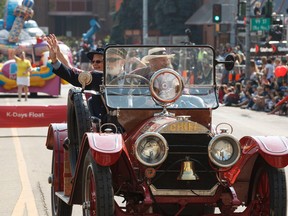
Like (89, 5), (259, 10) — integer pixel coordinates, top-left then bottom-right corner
(87, 48), (104, 61)
(142, 47), (175, 63)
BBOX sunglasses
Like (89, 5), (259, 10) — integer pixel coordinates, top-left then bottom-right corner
(91, 60), (103, 64)
(107, 58), (122, 62)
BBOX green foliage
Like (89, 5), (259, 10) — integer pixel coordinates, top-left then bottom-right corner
(0, 1), (5, 18)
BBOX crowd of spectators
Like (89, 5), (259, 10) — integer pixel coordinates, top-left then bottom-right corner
(217, 43), (288, 116)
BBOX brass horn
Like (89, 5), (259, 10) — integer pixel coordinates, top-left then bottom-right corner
(177, 160), (199, 181)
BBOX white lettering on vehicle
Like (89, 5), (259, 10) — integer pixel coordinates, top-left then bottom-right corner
(6, 112), (45, 119)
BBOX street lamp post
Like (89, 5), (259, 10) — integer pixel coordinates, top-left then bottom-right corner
(143, 0), (148, 45)
(244, 0), (251, 81)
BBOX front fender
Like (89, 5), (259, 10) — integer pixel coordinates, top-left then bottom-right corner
(84, 132), (123, 166)
(45, 123), (67, 150)
(241, 135), (288, 168)
(223, 135), (288, 185)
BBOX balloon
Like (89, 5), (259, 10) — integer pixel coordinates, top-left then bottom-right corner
(275, 65), (287, 78)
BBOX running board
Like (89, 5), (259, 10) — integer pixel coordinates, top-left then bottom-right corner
(55, 192), (70, 204)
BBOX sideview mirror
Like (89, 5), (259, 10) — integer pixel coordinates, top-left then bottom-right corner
(215, 54), (235, 71)
(224, 54), (235, 71)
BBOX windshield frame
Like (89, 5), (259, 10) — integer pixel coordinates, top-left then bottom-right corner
(103, 45), (218, 110)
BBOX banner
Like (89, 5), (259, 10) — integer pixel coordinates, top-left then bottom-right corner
(250, 42), (288, 56)
(0, 105), (67, 128)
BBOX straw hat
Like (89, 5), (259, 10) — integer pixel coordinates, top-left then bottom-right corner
(141, 47), (175, 63)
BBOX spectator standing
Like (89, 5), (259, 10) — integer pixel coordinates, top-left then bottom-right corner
(264, 58), (274, 83)
(220, 44), (232, 84)
(249, 59), (260, 86)
(274, 58), (285, 88)
(78, 42), (91, 70)
(14, 51), (32, 102)
(254, 1), (261, 16)
(196, 51), (213, 84)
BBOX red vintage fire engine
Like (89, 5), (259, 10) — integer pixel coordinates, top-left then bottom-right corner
(45, 45), (288, 216)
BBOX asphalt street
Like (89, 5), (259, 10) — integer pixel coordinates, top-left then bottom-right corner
(0, 84), (287, 215)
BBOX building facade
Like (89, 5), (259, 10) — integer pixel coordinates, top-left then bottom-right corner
(32, 0), (117, 40)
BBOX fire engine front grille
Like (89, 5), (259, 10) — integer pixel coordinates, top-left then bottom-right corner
(151, 133), (217, 191)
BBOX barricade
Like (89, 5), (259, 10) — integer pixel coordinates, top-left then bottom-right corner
(0, 105), (67, 127)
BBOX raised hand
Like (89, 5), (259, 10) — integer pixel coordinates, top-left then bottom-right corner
(46, 34), (59, 63)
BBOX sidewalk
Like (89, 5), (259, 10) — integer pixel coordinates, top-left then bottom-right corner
(0, 84), (73, 127)
(0, 84), (72, 106)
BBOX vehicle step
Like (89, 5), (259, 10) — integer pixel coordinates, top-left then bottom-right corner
(55, 191), (70, 204)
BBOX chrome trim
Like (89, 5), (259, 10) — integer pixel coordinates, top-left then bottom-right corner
(135, 132), (169, 167)
(150, 183), (220, 196)
(208, 134), (241, 168)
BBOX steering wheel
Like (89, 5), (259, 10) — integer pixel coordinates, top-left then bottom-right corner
(109, 74), (149, 86)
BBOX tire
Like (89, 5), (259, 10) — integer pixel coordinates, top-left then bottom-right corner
(82, 150), (114, 216)
(67, 88), (92, 175)
(250, 160), (287, 216)
(51, 152), (72, 216)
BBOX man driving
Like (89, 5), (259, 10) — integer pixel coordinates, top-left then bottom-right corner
(131, 47), (175, 79)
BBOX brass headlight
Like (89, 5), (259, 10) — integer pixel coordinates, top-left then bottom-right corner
(135, 132), (168, 167)
(208, 134), (241, 168)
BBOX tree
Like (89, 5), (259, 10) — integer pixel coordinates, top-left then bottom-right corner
(0, 1), (5, 19)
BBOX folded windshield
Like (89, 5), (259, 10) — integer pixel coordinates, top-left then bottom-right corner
(104, 46), (218, 109)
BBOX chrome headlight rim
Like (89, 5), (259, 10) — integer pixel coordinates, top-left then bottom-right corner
(149, 68), (183, 105)
(135, 132), (169, 167)
(208, 134), (241, 168)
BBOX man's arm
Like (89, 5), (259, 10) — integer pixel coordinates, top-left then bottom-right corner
(51, 62), (82, 86)
(51, 61), (102, 91)
(46, 34), (73, 68)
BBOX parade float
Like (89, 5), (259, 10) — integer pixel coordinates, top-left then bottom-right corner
(0, 0), (72, 96)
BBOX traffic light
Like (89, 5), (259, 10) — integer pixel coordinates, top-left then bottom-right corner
(212, 4), (222, 23)
(238, 1), (246, 18)
(264, 0), (273, 17)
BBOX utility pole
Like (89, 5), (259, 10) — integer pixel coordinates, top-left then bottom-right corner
(230, 1), (237, 47)
(244, 0), (251, 81)
(143, 0), (148, 45)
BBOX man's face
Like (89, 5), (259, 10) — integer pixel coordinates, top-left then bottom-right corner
(106, 53), (125, 76)
(91, 54), (104, 71)
(20, 52), (25, 60)
(149, 57), (172, 71)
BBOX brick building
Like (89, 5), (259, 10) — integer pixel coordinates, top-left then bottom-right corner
(32, 0), (117, 40)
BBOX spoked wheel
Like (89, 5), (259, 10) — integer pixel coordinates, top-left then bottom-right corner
(82, 150), (114, 216)
(250, 160), (287, 216)
(51, 152), (72, 216)
(67, 87), (92, 175)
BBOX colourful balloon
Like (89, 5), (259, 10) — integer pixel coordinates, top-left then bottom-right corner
(275, 65), (287, 78)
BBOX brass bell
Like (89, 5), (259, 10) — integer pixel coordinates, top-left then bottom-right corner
(177, 160), (199, 181)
